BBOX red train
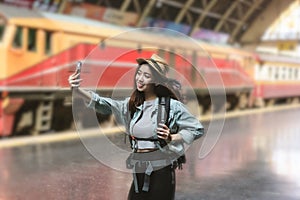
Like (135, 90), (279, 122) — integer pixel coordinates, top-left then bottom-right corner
(0, 4), (299, 136)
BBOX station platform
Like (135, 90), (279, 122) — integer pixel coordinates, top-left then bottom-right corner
(0, 106), (300, 200)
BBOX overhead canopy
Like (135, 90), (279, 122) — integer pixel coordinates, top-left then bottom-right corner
(89, 0), (295, 46)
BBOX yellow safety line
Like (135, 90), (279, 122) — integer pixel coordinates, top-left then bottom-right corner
(0, 127), (124, 149)
(0, 104), (300, 149)
(200, 104), (300, 121)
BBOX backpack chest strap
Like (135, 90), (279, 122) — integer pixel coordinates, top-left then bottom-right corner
(130, 135), (159, 151)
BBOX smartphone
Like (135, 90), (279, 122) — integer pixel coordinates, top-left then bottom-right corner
(76, 61), (82, 79)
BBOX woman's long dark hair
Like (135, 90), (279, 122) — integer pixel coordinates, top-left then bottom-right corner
(129, 64), (181, 117)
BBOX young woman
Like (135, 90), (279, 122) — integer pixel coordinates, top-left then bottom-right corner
(68, 54), (204, 200)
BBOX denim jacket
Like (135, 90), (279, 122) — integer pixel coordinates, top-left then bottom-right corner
(87, 91), (204, 154)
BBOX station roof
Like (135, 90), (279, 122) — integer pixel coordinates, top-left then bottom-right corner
(87, 0), (296, 47)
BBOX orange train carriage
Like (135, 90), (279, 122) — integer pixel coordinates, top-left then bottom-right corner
(0, 4), (299, 136)
(253, 53), (300, 107)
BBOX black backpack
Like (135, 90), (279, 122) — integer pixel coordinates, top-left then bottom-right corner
(157, 96), (186, 170)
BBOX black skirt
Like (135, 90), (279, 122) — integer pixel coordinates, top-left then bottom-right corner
(127, 164), (176, 200)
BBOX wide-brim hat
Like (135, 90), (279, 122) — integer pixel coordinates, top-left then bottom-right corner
(136, 54), (168, 77)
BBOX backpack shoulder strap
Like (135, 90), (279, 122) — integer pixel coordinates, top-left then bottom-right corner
(157, 97), (171, 148)
(158, 97), (186, 169)
(157, 96), (170, 126)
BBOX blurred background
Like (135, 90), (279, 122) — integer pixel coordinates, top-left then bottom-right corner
(0, 0), (299, 137)
(1, 1), (300, 200)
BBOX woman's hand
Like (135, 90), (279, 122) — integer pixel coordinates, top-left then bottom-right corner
(67, 65), (92, 101)
(68, 68), (82, 88)
(157, 123), (172, 143)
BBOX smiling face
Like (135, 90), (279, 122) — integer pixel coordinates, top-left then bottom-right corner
(135, 64), (155, 94)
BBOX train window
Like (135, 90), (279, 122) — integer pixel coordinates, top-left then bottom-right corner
(260, 65), (265, 80)
(267, 66), (272, 80)
(0, 18), (5, 42)
(100, 40), (106, 49)
(274, 68), (279, 80)
(45, 31), (52, 54)
(0, 26), (3, 41)
(28, 28), (37, 52)
(289, 68), (293, 80)
(276, 67), (280, 80)
(136, 43), (141, 53)
(279, 67), (283, 80)
(295, 68), (299, 80)
(13, 26), (23, 48)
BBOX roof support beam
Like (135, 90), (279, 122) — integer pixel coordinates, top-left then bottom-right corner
(190, 0), (218, 34)
(201, 0), (208, 7)
(175, 0), (194, 23)
(186, 12), (193, 25)
(133, 0), (142, 14)
(214, 0), (239, 32)
(57, 0), (68, 13)
(229, 0), (263, 43)
(136, 0), (156, 27)
(120, 0), (131, 12)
